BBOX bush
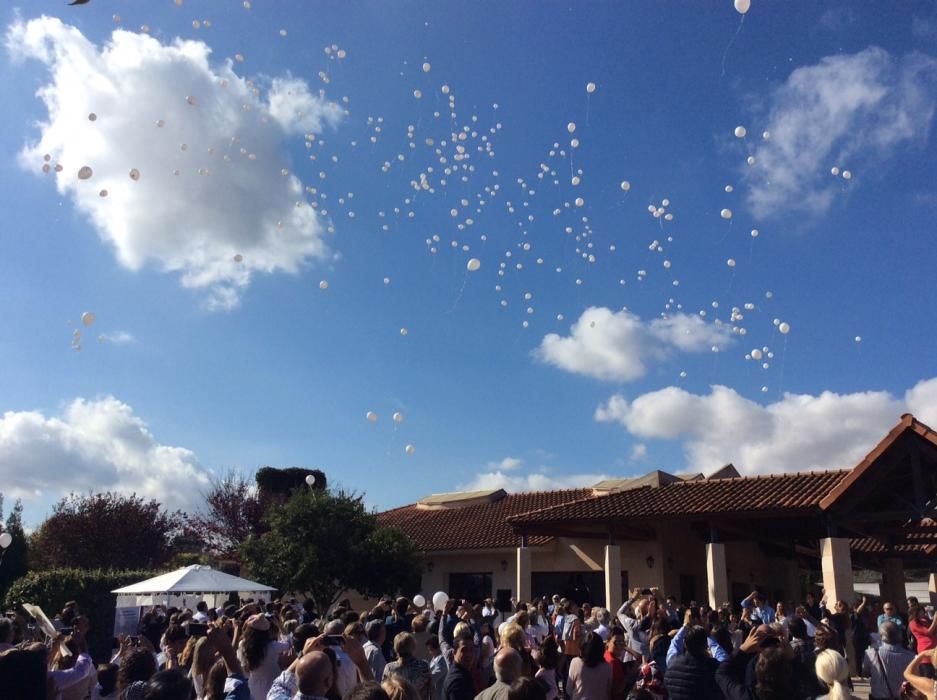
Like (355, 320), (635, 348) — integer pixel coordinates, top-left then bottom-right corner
(4, 568), (163, 663)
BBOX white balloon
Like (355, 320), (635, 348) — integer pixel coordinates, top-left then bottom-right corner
(720, 208), (733, 219)
(467, 258), (481, 272)
(734, 0), (751, 14)
(0, 532), (11, 549)
(831, 166), (840, 176)
(574, 197), (584, 207)
(81, 312), (96, 327)
(432, 591), (449, 610)
(305, 474), (316, 486)
(727, 258), (736, 267)
(751, 229), (759, 238)
(779, 322), (791, 335)
(319, 280), (329, 290)
(405, 444), (415, 455)
(746, 156), (756, 166)
(586, 82), (596, 93)
(855, 336), (862, 343)
(751, 349), (763, 360)
(567, 122), (576, 134)
(734, 125), (747, 138)
(620, 181), (631, 191)
(393, 411), (404, 423)
(413, 594), (426, 607)
(842, 170), (852, 180)
(422, 62), (431, 73)
(78, 166), (93, 180)
(366, 411), (378, 423)
(725, 185), (734, 193)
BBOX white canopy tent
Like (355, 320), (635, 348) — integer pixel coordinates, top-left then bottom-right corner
(112, 564), (277, 612)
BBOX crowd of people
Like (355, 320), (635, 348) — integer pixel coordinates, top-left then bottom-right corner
(1, 587), (937, 700)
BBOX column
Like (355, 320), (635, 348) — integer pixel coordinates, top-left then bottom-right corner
(706, 542), (729, 610)
(604, 545), (622, 612)
(516, 547), (531, 602)
(820, 537), (853, 606)
(929, 573), (937, 607)
(881, 557), (906, 610)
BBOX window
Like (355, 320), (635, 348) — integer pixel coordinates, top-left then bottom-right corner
(448, 572), (492, 604)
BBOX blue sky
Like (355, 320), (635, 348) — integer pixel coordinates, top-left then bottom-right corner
(1, 0), (936, 527)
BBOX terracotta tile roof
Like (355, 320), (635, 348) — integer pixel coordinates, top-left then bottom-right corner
(507, 470), (849, 526)
(378, 489), (592, 551)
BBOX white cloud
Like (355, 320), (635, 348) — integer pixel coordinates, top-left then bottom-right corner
(100, 330), (136, 344)
(595, 377), (937, 475)
(535, 307), (732, 382)
(486, 456), (523, 471)
(630, 443), (648, 461)
(7, 17), (342, 309)
(0, 395), (210, 511)
(744, 47), (937, 220)
(459, 471), (610, 494)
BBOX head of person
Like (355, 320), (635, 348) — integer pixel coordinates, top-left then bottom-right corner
(96, 663), (119, 697)
(806, 592), (816, 605)
(752, 593), (764, 608)
(908, 596), (920, 609)
(411, 615), (428, 634)
(0, 647), (48, 700)
(494, 647), (523, 685)
(395, 597), (410, 617)
(754, 646), (794, 700)
(196, 601), (208, 614)
(426, 635), (440, 657)
(882, 601), (897, 617)
(606, 629), (626, 658)
(142, 669), (193, 700)
(0, 618), (12, 645)
(713, 626), (733, 655)
(909, 604), (928, 624)
(453, 637), (476, 670)
(453, 621), (473, 643)
(382, 676), (420, 700)
(813, 623), (838, 653)
(241, 614), (274, 671)
(833, 600), (850, 616)
(501, 623), (526, 652)
(565, 600), (578, 615)
(346, 622), (366, 643)
(789, 617), (807, 641)
(538, 636), (559, 670)
(367, 620), (386, 646)
(879, 621), (901, 646)
(190, 636), (216, 685)
(393, 632), (416, 660)
(291, 622), (319, 655)
(684, 626), (709, 658)
(508, 677), (547, 700)
(580, 631), (605, 668)
(775, 601), (785, 617)
(119, 648), (158, 690)
(163, 624), (188, 656)
(296, 650), (334, 698)
(595, 608), (611, 627)
(814, 649), (850, 699)
(515, 610), (530, 629)
(345, 681), (391, 700)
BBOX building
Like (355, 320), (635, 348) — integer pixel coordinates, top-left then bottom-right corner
(379, 414), (937, 612)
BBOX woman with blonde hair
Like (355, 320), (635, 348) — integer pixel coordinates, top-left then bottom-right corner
(814, 649), (858, 700)
(383, 632), (431, 700)
(904, 647), (937, 700)
(189, 636), (217, 699)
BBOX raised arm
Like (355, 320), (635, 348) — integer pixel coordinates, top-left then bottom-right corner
(904, 651), (936, 698)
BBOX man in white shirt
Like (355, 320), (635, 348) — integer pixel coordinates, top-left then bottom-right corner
(363, 621), (386, 683)
(192, 601), (210, 623)
(324, 620), (359, 697)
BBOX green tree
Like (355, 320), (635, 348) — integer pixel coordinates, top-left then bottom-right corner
(0, 498), (29, 599)
(241, 488), (421, 612)
(30, 492), (182, 571)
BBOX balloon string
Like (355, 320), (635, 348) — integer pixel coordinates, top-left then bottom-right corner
(776, 333), (789, 401)
(720, 15), (745, 79)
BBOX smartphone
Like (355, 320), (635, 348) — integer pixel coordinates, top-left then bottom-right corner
(324, 635), (345, 646)
(185, 622), (209, 637)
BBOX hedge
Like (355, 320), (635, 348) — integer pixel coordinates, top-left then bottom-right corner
(4, 568), (163, 662)
(255, 466), (326, 496)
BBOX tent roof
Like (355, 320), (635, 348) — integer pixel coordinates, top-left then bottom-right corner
(111, 565), (276, 594)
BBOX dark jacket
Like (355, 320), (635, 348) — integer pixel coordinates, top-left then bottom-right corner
(664, 652), (722, 700)
(442, 663), (475, 700)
